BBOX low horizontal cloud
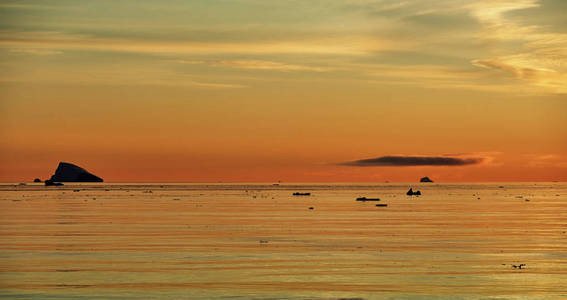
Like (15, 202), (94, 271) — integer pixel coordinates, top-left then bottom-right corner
(0, 30), (376, 56)
(179, 59), (328, 72)
(10, 48), (63, 55)
(341, 155), (484, 167)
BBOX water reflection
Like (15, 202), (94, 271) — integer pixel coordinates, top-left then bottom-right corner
(1, 183), (566, 299)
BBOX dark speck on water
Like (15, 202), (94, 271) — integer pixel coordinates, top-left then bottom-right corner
(356, 197), (380, 201)
(293, 192), (311, 196)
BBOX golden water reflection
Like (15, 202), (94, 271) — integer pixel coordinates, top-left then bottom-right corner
(1, 183), (566, 299)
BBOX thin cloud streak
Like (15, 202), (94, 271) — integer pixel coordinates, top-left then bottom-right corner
(179, 60), (329, 72)
(9, 48), (63, 55)
(341, 155), (485, 167)
(0, 63), (246, 89)
(0, 31), (383, 56)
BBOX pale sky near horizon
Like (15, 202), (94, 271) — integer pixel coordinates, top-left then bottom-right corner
(1, 0), (566, 182)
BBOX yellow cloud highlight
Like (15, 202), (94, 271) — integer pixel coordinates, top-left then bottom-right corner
(468, 0), (539, 26)
(0, 31), (394, 56)
(473, 57), (567, 94)
(468, 0), (567, 94)
(179, 59), (329, 72)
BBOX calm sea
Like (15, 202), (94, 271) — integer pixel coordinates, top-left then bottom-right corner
(1, 183), (566, 299)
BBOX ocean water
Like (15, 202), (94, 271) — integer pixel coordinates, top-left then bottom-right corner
(0, 183), (566, 299)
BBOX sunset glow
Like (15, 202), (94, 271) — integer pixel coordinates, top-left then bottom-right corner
(1, 0), (566, 182)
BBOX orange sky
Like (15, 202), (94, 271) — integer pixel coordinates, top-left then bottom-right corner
(1, 0), (566, 182)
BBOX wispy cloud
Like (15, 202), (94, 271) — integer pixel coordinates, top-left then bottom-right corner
(0, 31), (387, 56)
(0, 62), (246, 89)
(0, 3), (54, 10)
(467, 0), (539, 39)
(525, 154), (567, 168)
(1, 1), (565, 94)
(179, 60), (328, 72)
(468, 0), (567, 94)
(472, 57), (567, 93)
(9, 48), (63, 56)
(341, 155), (485, 167)
(186, 80), (245, 89)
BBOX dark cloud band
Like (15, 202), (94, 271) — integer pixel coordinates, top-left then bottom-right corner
(341, 155), (483, 167)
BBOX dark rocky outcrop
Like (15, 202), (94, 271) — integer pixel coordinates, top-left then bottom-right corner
(406, 188), (421, 196)
(48, 162), (103, 182)
(33, 178), (42, 183)
(420, 176), (433, 182)
(45, 179), (64, 186)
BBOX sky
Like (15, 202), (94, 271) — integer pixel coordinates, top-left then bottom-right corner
(0, 0), (566, 182)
